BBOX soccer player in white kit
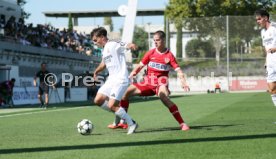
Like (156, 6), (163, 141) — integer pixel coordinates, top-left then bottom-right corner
(255, 9), (276, 107)
(91, 27), (138, 134)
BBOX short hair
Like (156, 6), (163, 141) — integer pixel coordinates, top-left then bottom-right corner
(255, 9), (270, 20)
(11, 78), (16, 82)
(154, 30), (166, 40)
(91, 27), (107, 38)
(41, 62), (46, 66)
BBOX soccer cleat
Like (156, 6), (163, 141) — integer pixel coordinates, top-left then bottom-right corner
(44, 104), (48, 109)
(107, 124), (120, 129)
(180, 123), (190, 131)
(107, 123), (128, 129)
(118, 123), (128, 129)
(127, 123), (138, 135)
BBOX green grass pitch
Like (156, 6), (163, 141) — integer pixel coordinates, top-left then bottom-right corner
(0, 92), (276, 159)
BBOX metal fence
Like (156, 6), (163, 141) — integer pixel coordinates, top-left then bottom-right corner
(164, 15), (276, 92)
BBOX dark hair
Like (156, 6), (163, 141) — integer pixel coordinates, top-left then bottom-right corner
(255, 9), (270, 20)
(154, 30), (166, 40)
(41, 62), (46, 66)
(11, 78), (16, 82)
(91, 27), (107, 38)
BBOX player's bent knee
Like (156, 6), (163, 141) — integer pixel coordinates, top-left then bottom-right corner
(107, 102), (114, 108)
(123, 85), (139, 99)
(271, 89), (276, 94)
(94, 98), (103, 106)
(158, 90), (169, 98)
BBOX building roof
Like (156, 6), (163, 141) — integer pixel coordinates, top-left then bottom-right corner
(43, 8), (165, 18)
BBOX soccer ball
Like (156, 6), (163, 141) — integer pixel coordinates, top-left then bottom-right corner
(77, 119), (93, 135)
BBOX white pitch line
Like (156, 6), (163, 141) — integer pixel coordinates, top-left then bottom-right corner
(0, 106), (88, 118)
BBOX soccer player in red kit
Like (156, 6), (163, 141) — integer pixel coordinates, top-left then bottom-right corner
(108, 30), (190, 131)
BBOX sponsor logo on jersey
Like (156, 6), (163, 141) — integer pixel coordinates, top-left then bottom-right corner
(120, 42), (126, 46)
(148, 61), (170, 71)
(263, 38), (273, 45)
(104, 55), (112, 63)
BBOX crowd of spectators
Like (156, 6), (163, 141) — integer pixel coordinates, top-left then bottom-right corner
(0, 15), (102, 57)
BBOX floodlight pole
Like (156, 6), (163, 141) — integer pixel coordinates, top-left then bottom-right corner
(165, 17), (169, 49)
(121, 0), (138, 63)
(147, 22), (151, 50)
(226, 15), (230, 92)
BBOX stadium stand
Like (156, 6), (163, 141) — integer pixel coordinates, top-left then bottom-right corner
(0, 11), (103, 89)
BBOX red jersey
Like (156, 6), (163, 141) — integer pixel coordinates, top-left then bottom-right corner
(140, 48), (180, 85)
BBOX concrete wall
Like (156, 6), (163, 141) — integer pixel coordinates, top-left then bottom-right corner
(169, 76), (267, 93)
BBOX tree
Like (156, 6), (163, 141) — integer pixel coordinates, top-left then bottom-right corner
(68, 13), (73, 32)
(166, 0), (275, 66)
(195, 0), (274, 63)
(165, 0), (194, 58)
(185, 16), (226, 65)
(185, 39), (215, 58)
(164, 16), (171, 48)
(228, 16), (259, 55)
(104, 17), (113, 32)
(17, 0), (30, 19)
(177, 0), (275, 65)
(132, 26), (148, 62)
(272, 3), (276, 14)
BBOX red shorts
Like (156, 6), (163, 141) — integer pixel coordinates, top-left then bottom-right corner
(133, 81), (170, 96)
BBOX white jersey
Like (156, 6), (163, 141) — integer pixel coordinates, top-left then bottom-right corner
(102, 40), (129, 83)
(261, 22), (276, 51)
(261, 22), (276, 82)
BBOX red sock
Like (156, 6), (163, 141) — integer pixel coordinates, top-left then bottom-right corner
(169, 105), (184, 124)
(120, 100), (129, 112)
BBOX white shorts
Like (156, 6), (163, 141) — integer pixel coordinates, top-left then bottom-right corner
(266, 53), (276, 83)
(97, 78), (130, 101)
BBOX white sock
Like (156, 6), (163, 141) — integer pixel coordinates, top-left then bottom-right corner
(120, 119), (125, 124)
(115, 107), (134, 126)
(100, 101), (112, 112)
(271, 94), (276, 107)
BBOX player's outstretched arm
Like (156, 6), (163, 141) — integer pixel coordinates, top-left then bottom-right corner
(94, 60), (106, 80)
(176, 69), (190, 92)
(129, 62), (144, 79)
(126, 43), (137, 51)
(267, 48), (276, 53)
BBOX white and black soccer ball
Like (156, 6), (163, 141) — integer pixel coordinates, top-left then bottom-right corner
(77, 119), (93, 135)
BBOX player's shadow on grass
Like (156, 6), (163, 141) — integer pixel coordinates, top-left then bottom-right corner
(191, 124), (242, 130)
(129, 95), (191, 104)
(134, 124), (239, 134)
(8, 95), (189, 109)
(1, 133), (276, 154)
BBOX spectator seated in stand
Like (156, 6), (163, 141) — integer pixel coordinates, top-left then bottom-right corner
(2, 15), (102, 57)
